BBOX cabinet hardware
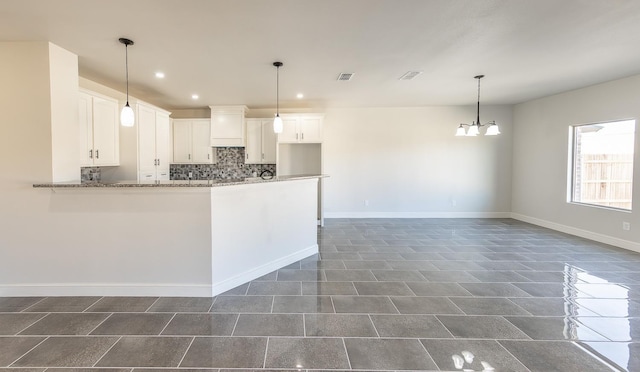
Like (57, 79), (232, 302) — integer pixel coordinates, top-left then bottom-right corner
(296, 133), (299, 140)
(188, 154), (191, 160)
(157, 159), (160, 166)
(89, 149), (93, 159)
(262, 153), (264, 160)
(246, 153), (248, 160)
(302, 133), (304, 140)
(96, 150), (99, 159)
(208, 153), (210, 160)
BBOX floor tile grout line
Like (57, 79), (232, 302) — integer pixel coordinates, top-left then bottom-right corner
(20, 297), (48, 313)
(367, 314), (381, 338)
(341, 337), (353, 370)
(388, 296), (401, 315)
(176, 335), (196, 367)
(494, 339), (536, 372)
(86, 312), (114, 335)
(83, 296), (105, 313)
(7, 335), (49, 367)
(230, 313), (241, 336)
(433, 315), (456, 339)
(416, 336), (439, 370)
(91, 335), (121, 367)
(157, 312), (178, 336)
(262, 336), (270, 369)
(14, 312), (49, 335)
(145, 297), (162, 312)
(208, 296), (217, 312)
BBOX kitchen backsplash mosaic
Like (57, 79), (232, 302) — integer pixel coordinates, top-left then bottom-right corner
(81, 147), (274, 182)
(170, 147), (276, 180)
(81, 167), (101, 182)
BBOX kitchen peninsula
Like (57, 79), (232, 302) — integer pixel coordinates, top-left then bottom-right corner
(29, 175), (324, 296)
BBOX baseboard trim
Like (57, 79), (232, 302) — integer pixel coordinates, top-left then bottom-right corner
(0, 283), (212, 297)
(324, 212), (511, 219)
(211, 244), (319, 296)
(511, 213), (640, 253)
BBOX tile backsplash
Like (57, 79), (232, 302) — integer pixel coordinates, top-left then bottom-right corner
(81, 167), (101, 182)
(170, 147), (275, 180)
(82, 147), (273, 182)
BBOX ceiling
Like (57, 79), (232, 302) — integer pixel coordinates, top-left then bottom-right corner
(2, 0), (640, 110)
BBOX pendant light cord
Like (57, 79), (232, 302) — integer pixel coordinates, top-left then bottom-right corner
(276, 65), (279, 116)
(125, 43), (129, 103)
(476, 76), (481, 126)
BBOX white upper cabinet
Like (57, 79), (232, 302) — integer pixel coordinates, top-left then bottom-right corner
(79, 89), (119, 166)
(277, 114), (323, 143)
(172, 119), (215, 164)
(245, 119), (277, 164)
(210, 105), (248, 147)
(137, 102), (171, 181)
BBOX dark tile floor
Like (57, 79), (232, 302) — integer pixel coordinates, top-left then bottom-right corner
(1, 218), (639, 371)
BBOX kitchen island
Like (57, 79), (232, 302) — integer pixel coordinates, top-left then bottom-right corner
(19, 175), (324, 297)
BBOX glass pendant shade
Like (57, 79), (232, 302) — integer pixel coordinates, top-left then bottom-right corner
(455, 126), (466, 136)
(485, 123), (500, 136)
(466, 125), (479, 136)
(120, 102), (135, 127)
(273, 115), (283, 133)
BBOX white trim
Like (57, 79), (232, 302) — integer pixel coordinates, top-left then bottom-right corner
(0, 283), (212, 297)
(211, 244), (318, 296)
(324, 212), (511, 219)
(511, 213), (640, 253)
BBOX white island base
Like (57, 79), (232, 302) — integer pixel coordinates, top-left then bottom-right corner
(210, 178), (318, 295)
(8, 176), (321, 297)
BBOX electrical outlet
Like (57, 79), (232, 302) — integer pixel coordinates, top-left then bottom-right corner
(364, 200), (370, 207)
(623, 222), (631, 231)
(188, 172), (193, 179)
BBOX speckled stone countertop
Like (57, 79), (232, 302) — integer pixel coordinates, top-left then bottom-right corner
(33, 174), (326, 188)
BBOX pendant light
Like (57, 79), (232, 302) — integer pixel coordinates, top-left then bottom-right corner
(119, 38), (135, 127)
(455, 75), (500, 136)
(273, 61), (284, 133)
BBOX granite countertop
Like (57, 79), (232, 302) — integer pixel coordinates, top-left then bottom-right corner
(33, 174), (326, 188)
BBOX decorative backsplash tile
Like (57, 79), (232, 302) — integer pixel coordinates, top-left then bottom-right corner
(81, 167), (101, 182)
(170, 147), (276, 180)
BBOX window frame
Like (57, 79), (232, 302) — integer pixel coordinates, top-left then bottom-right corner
(568, 119), (635, 212)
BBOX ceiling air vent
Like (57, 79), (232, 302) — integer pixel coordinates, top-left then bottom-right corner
(399, 71), (423, 80)
(337, 72), (355, 81)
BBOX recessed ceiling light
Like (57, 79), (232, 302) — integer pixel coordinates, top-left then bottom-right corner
(155, 72), (165, 78)
(296, 93), (304, 99)
(191, 94), (199, 100)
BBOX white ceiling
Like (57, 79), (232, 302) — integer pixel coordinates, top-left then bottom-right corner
(2, 0), (640, 110)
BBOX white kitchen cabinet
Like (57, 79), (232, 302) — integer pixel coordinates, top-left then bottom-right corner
(277, 114), (323, 143)
(210, 105), (248, 147)
(245, 119), (277, 164)
(137, 103), (171, 181)
(173, 119), (215, 163)
(79, 89), (119, 166)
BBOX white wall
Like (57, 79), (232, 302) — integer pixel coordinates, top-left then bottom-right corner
(512, 74), (640, 250)
(322, 106), (513, 217)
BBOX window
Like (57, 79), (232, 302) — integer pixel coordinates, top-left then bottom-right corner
(571, 120), (635, 210)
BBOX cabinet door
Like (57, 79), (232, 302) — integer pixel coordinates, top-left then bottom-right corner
(261, 120), (277, 163)
(137, 104), (157, 174)
(192, 119), (213, 163)
(92, 96), (119, 165)
(155, 112), (171, 174)
(278, 118), (299, 143)
(245, 119), (262, 164)
(211, 112), (243, 146)
(173, 120), (192, 163)
(299, 117), (322, 143)
(78, 92), (93, 166)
